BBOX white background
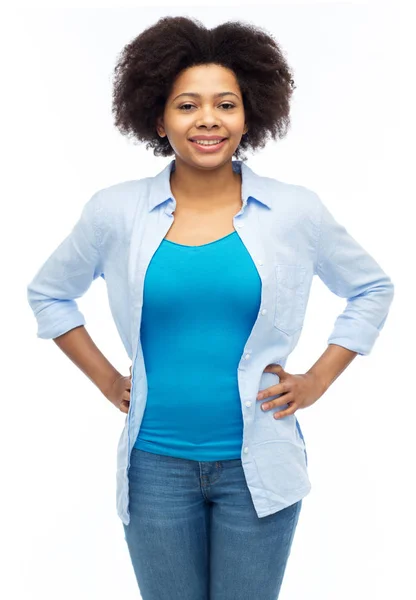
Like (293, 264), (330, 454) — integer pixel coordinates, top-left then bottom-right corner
(1, 1), (413, 599)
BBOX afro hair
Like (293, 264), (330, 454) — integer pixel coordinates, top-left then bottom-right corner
(111, 15), (296, 160)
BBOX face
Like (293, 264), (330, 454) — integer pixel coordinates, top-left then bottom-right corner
(156, 63), (248, 169)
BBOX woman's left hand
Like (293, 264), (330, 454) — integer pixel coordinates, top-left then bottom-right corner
(256, 364), (327, 419)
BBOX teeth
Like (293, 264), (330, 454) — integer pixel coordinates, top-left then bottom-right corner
(193, 139), (223, 146)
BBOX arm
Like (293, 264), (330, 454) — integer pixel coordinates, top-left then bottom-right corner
(302, 193), (395, 393)
(306, 343), (358, 394)
(258, 198), (395, 416)
(26, 190), (104, 339)
(27, 190), (120, 398)
(53, 325), (122, 398)
(313, 192), (395, 357)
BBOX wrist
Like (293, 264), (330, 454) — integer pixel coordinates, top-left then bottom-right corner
(305, 369), (329, 395)
(98, 368), (123, 399)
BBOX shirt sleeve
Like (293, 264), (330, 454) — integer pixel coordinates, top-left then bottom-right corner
(27, 190), (104, 339)
(313, 192), (394, 356)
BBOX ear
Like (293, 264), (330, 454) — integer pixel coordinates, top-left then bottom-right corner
(156, 116), (166, 137)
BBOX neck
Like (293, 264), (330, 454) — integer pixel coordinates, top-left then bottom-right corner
(169, 157), (242, 209)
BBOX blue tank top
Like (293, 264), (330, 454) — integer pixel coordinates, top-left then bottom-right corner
(133, 230), (262, 460)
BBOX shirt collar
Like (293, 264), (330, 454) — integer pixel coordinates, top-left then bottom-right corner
(147, 158), (272, 212)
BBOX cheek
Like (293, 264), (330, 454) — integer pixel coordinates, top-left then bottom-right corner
(228, 114), (246, 130)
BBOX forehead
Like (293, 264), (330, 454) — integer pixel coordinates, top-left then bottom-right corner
(169, 64), (240, 96)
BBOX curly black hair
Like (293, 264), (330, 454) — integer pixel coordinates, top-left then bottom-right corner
(111, 16), (296, 161)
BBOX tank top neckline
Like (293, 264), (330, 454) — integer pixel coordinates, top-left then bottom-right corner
(162, 230), (238, 248)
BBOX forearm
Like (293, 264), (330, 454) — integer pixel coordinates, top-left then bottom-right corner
(306, 343), (358, 393)
(53, 325), (122, 398)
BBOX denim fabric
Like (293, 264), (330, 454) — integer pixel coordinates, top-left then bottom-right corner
(123, 447), (302, 600)
(27, 158), (394, 526)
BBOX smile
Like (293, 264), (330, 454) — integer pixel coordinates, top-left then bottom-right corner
(188, 138), (228, 153)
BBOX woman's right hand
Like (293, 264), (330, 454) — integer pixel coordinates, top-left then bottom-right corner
(106, 366), (132, 414)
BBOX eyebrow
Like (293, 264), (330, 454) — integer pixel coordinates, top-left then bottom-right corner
(172, 91), (240, 102)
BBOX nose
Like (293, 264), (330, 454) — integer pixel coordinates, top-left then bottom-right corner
(196, 108), (222, 128)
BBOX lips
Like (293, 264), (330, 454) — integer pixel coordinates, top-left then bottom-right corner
(188, 138), (228, 152)
(189, 137), (227, 142)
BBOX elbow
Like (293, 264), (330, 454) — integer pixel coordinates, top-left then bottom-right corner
(380, 276), (395, 309)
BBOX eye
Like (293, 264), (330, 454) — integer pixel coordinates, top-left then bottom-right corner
(178, 103), (235, 111)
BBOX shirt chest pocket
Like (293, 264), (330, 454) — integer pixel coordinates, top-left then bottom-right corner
(274, 264), (307, 336)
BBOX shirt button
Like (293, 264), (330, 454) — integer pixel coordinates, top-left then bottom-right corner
(257, 259), (263, 266)
(244, 353), (250, 360)
(245, 401), (252, 407)
(261, 308), (267, 315)
(243, 447), (249, 454)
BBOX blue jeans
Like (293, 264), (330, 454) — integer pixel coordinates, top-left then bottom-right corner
(123, 447), (302, 600)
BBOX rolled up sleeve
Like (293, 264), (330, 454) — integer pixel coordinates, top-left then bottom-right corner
(27, 191), (104, 339)
(313, 193), (394, 356)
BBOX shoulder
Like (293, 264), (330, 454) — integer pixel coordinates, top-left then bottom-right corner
(90, 177), (152, 222)
(84, 177), (151, 249)
(93, 177), (149, 209)
(255, 170), (322, 219)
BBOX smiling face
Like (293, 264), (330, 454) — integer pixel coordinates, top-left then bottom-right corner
(156, 63), (248, 170)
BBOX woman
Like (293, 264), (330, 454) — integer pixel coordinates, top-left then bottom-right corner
(27, 16), (394, 600)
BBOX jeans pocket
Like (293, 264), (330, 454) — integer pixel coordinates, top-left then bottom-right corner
(274, 264), (307, 335)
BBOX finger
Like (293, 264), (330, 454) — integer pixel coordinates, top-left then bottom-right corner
(273, 405), (297, 420)
(264, 364), (284, 373)
(257, 382), (288, 400)
(269, 392), (295, 407)
(120, 400), (129, 413)
(261, 392), (294, 411)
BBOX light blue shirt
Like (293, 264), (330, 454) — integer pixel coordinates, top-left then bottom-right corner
(27, 159), (395, 525)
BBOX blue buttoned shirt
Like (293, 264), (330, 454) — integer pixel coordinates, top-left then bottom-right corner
(27, 159), (395, 525)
